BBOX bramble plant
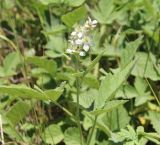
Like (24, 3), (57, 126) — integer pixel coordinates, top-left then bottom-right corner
(0, 0), (160, 145)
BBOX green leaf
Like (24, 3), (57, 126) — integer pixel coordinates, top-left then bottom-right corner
(83, 74), (99, 89)
(78, 89), (98, 109)
(64, 127), (80, 145)
(26, 56), (57, 76)
(121, 37), (143, 68)
(90, 0), (114, 24)
(3, 52), (20, 76)
(84, 50), (104, 76)
(38, 0), (62, 5)
(42, 124), (64, 144)
(91, 100), (128, 115)
(148, 111), (160, 134)
(131, 52), (160, 81)
(65, 0), (85, 7)
(61, 6), (87, 27)
(97, 105), (130, 132)
(44, 87), (63, 101)
(95, 61), (135, 109)
(115, 85), (138, 99)
(5, 101), (31, 125)
(134, 77), (151, 106)
(0, 85), (63, 101)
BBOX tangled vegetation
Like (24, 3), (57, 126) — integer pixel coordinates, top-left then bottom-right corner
(0, 0), (160, 145)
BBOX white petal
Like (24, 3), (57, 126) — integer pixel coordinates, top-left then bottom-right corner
(88, 17), (92, 23)
(78, 32), (83, 38)
(92, 20), (97, 25)
(71, 31), (76, 36)
(83, 44), (90, 52)
(69, 40), (74, 45)
(79, 51), (86, 56)
(75, 39), (83, 45)
(66, 49), (73, 54)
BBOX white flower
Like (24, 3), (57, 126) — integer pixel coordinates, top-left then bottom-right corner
(66, 48), (73, 54)
(66, 17), (97, 57)
(71, 31), (77, 36)
(83, 44), (90, 52)
(85, 17), (98, 28)
(69, 40), (74, 45)
(75, 39), (83, 45)
(79, 51), (86, 56)
(77, 32), (83, 38)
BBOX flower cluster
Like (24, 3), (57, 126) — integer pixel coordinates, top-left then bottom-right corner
(66, 17), (97, 56)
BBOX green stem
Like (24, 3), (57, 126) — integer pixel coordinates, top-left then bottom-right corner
(75, 55), (84, 145)
(145, 78), (160, 107)
(87, 115), (98, 145)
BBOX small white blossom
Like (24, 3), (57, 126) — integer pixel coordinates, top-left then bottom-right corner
(66, 17), (97, 56)
(66, 48), (73, 54)
(83, 44), (90, 52)
(71, 31), (77, 36)
(79, 51), (86, 56)
(75, 39), (83, 45)
(85, 17), (97, 28)
(77, 32), (83, 38)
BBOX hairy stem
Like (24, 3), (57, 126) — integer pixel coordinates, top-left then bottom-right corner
(0, 115), (5, 145)
(75, 55), (84, 145)
(87, 115), (98, 145)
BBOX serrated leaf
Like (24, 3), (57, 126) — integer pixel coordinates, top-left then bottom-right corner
(5, 101), (31, 125)
(131, 52), (160, 81)
(91, 100), (128, 115)
(65, 0), (85, 7)
(121, 37), (143, 68)
(148, 111), (160, 134)
(90, 0), (114, 24)
(78, 89), (97, 109)
(26, 56), (57, 76)
(0, 85), (63, 101)
(38, 0), (62, 5)
(61, 6), (87, 27)
(64, 127), (80, 145)
(95, 61), (135, 109)
(42, 124), (64, 144)
(97, 105), (130, 132)
(84, 50), (104, 76)
(3, 52), (20, 76)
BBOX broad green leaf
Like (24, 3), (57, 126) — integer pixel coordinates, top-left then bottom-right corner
(97, 105), (130, 132)
(3, 52), (20, 76)
(38, 0), (62, 5)
(38, 0), (85, 6)
(90, 0), (114, 24)
(5, 101), (31, 125)
(42, 124), (64, 144)
(115, 85), (138, 99)
(95, 61), (135, 109)
(3, 124), (23, 141)
(44, 87), (63, 101)
(0, 85), (63, 101)
(148, 111), (160, 134)
(61, 6), (87, 27)
(134, 77), (151, 106)
(64, 127), (80, 145)
(26, 56), (57, 76)
(73, 89), (97, 109)
(65, 0), (85, 7)
(121, 37), (143, 68)
(83, 74), (99, 89)
(91, 100), (128, 115)
(131, 52), (160, 81)
(45, 35), (66, 52)
(84, 50), (104, 76)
